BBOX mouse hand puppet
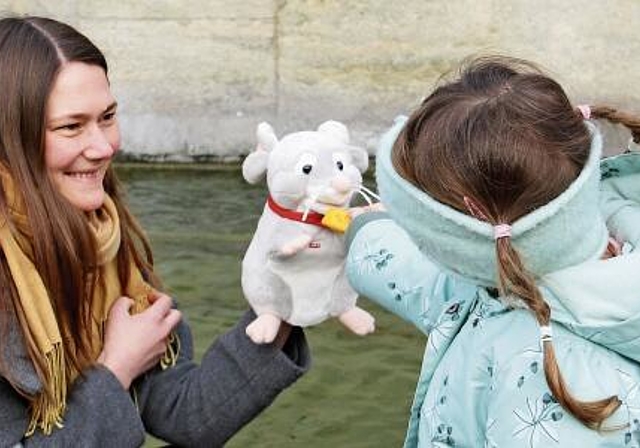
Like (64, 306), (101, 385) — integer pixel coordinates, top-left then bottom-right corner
(241, 120), (376, 344)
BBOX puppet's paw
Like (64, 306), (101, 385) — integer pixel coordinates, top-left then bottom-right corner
(280, 243), (298, 257)
(339, 307), (375, 336)
(280, 235), (313, 256)
(246, 313), (282, 344)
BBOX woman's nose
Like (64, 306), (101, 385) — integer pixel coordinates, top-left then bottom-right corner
(84, 125), (116, 159)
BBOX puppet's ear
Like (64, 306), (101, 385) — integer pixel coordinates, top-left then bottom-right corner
(257, 122), (278, 152)
(347, 145), (369, 173)
(317, 120), (350, 144)
(242, 122), (278, 184)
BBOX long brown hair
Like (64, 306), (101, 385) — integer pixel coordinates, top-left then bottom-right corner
(0, 17), (159, 394)
(392, 56), (638, 429)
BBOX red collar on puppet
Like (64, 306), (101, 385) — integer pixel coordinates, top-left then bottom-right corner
(267, 195), (326, 227)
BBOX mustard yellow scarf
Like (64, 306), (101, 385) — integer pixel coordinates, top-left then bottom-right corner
(0, 166), (177, 435)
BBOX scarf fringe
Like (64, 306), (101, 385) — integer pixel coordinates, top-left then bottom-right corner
(25, 343), (66, 436)
(161, 331), (180, 369)
(24, 329), (180, 437)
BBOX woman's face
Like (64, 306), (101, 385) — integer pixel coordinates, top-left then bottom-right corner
(45, 62), (120, 211)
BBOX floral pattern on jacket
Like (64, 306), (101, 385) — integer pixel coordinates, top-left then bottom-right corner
(346, 217), (640, 448)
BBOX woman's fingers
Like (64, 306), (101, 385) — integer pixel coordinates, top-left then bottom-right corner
(147, 293), (173, 320)
(163, 309), (182, 332)
(110, 296), (134, 317)
(99, 293), (182, 389)
(147, 293), (182, 332)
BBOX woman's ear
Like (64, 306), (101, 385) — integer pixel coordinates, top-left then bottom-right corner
(242, 122), (278, 184)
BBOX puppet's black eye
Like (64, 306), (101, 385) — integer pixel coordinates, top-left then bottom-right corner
(336, 161), (344, 171)
(295, 153), (317, 175)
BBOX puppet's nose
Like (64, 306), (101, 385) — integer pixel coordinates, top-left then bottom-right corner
(331, 176), (352, 193)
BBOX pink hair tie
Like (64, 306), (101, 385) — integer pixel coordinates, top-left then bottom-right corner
(463, 196), (512, 240)
(577, 104), (591, 120)
(493, 224), (512, 240)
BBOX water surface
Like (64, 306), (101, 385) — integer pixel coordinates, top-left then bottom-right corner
(118, 165), (424, 448)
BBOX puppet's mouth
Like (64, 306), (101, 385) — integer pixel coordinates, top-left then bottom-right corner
(315, 184), (380, 207)
(308, 182), (355, 207)
(316, 191), (351, 206)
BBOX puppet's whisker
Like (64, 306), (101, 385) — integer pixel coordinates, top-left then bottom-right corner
(354, 189), (373, 205)
(359, 185), (381, 201)
(302, 193), (319, 221)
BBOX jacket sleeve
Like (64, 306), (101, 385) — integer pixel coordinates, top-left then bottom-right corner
(0, 367), (145, 447)
(345, 212), (455, 335)
(136, 310), (310, 447)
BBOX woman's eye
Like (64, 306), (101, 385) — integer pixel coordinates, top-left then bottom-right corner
(336, 161), (344, 171)
(56, 123), (81, 132)
(103, 112), (116, 121)
(302, 165), (313, 175)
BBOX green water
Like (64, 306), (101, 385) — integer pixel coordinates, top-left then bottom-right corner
(117, 165), (424, 448)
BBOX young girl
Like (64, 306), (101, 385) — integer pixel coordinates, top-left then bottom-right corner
(346, 57), (640, 447)
(0, 16), (309, 447)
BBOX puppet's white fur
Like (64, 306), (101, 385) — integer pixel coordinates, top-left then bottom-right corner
(241, 121), (375, 343)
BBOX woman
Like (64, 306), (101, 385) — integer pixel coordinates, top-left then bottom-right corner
(0, 16), (309, 447)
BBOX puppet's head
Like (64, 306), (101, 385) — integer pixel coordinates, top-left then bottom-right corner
(242, 121), (369, 212)
(241, 121), (376, 343)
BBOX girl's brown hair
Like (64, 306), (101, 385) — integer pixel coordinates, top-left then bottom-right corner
(0, 17), (159, 396)
(392, 56), (638, 429)
(590, 106), (640, 144)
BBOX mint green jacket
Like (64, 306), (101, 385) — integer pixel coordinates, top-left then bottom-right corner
(346, 152), (640, 447)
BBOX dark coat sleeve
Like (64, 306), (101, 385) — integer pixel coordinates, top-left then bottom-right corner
(136, 310), (310, 447)
(0, 311), (309, 448)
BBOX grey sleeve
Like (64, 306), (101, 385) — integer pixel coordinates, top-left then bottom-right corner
(0, 367), (145, 447)
(136, 310), (311, 448)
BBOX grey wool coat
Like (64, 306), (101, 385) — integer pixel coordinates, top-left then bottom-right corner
(0, 310), (310, 447)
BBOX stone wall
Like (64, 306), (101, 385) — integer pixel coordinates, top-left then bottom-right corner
(2, 0), (639, 160)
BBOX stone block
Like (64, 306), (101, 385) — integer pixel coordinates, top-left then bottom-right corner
(0, 0), (638, 158)
(0, 0), (77, 18)
(76, 0), (273, 20)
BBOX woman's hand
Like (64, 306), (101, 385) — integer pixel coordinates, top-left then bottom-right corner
(97, 293), (182, 389)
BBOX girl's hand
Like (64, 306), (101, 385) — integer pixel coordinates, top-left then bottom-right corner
(97, 293), (182, 389)
(349, 202), (386, 219)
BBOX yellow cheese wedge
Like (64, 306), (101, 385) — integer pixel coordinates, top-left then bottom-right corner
(321, 208), (352, 233)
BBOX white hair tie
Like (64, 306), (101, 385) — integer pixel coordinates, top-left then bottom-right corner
(540, 324), (553, 343)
